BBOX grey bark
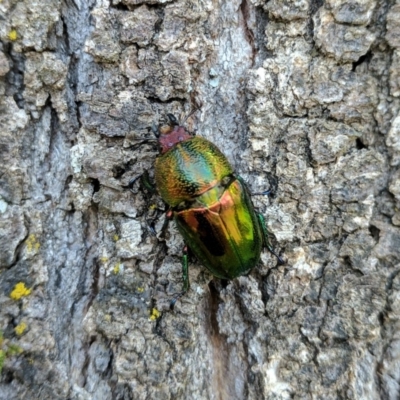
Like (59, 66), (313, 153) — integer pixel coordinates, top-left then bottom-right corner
(0, 0), (399, 399)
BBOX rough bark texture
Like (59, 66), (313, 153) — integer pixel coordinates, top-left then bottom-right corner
(0, 0), (399, 399)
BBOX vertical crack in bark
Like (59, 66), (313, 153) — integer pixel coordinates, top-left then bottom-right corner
(206, 280), (249, 400)
(376, 268), (400, 397)
(7, 50), (26, 109)
(207, 280), (231, 400)
(240, 0), (256, 66)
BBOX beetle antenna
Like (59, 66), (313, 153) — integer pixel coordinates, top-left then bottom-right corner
(271, 249), (285, 265)
(182, 107), (200, 125)
(170, 292), (185, 310)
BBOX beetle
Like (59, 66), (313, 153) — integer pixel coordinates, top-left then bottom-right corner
(135, 113), (283, 307)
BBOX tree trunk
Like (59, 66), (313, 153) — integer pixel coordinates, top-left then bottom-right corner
(1, 0), (399, 398)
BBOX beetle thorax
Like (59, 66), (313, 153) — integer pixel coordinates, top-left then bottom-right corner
(158, 126), (192, 154)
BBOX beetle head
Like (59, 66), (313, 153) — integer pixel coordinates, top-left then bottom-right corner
(156, 114), (192, 154)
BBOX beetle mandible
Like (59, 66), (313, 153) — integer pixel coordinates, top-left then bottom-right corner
(137, 113), (283, 308)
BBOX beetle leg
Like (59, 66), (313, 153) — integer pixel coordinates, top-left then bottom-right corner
(159, 209), (173, 239)
(130, 171), (165, 237)
(236, 175), (254, 194)
(129, 170), (157, 194)
(140, 170), (157, 193)
(128, 175), (141, 193)
(252, 189), (271, 196)
(257, 213), (285, 265)
(170, 245), (190, 310)
(236, 175), (272, 196)
(146, 219), (158, 236)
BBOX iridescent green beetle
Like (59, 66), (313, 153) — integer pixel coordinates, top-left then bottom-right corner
(150, 114), (283, 307)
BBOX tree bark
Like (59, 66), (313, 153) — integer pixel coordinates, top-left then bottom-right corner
(1, 0), (399, 399)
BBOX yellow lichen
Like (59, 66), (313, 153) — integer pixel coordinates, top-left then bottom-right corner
(8, 30), (17, 41)
(26, 234), (40, 253)
(137, 287), (144, 293)
(100, 256), (108, 263)
(6, 344), (22, 355)
(149, 308), (161, 321)
(10, 282), (31, 300)
(149, 204), (157, 210)
(14, 322), (27, 336)
(113, 234), (119, 242)
(113, 263), (120, 274)
(0, 338), (23, 374)
(0, 350), (5, 374)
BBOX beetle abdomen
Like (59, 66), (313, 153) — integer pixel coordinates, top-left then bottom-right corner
(155, 137), (233, 207)
(174, 178), (263, 279)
